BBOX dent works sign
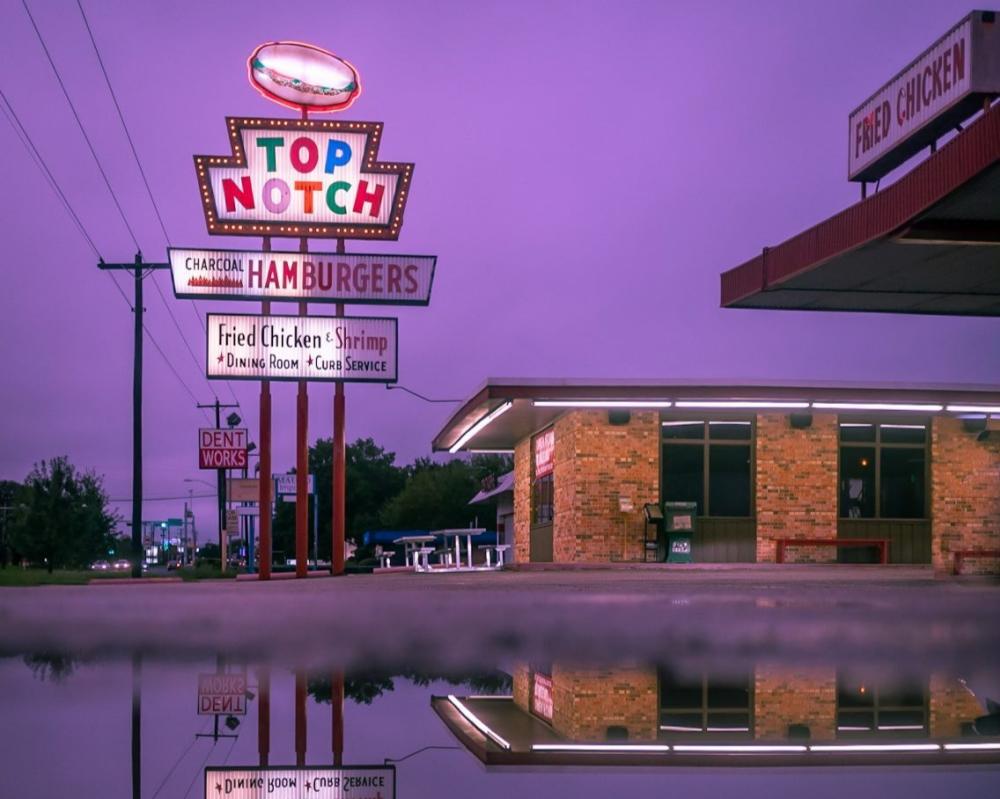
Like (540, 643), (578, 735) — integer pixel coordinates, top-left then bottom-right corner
(198, 673), (247, 715)
(849, 10), (1000, 181)
(195, 117), (413, 239)
(169, 247), (435, 305)
(199, 428), (248, 469)
(205, 766), (395, 799)
(207, 314), (397, 383)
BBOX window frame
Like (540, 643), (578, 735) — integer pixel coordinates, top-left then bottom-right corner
(837, 417), (930, 521)
(660, 415), (756, 519)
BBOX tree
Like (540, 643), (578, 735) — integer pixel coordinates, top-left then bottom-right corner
(379, 454), (512, 532)
(0, 479), (23, 567)
(275, 437), (407, 561)
(9, 457), (117, 572)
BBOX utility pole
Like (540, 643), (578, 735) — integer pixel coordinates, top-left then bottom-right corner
(197, 399), (240, 568)
(99, 253), (169, 578)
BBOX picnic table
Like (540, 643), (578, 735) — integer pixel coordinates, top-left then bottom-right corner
(432, 528), (486, 570)
(392, 534), (437, 570)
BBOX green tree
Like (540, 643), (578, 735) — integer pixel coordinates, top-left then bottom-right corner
(9, 457), (117, 572)
(379, 454), (512, 532)
(275, 437), (407, 560)
(0, 479), (23, 567)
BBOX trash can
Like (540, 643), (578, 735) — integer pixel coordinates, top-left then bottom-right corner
(663, 501), (696, 563)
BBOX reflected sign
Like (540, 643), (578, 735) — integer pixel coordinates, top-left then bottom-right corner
(205, 766), (395, 798)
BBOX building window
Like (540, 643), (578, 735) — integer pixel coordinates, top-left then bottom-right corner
(661, 420), (753, 517)
(532, 428), (554, 525)
(838, 421), (927, 519)
(836, 672), (927, 737)
(658, 669), (753, 737)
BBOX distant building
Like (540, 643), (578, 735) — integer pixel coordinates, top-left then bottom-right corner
(469, 471), (514, 563)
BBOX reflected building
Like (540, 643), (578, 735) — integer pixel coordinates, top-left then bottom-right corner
(433, 663), (1000, 766)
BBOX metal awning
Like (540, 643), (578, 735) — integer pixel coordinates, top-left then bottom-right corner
(468, 471), (515, 505)
(720, 103), (1000, 316)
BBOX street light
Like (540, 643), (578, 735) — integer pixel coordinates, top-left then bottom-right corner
(184, 478), (215, 566)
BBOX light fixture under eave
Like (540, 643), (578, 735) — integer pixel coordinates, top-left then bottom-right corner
(813, 402), (944, 412)
(809, 743), (940, 752)
(674, 401), (810, 409)
(446, 696), (511, 750)
(946, 404), (1000, 414)
(673, 744), (807, 753)
(532, 400), (673, 408)
(448, 402), (513, 453)
(532, 743), (671, 753)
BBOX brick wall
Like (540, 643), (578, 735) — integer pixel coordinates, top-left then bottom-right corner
(929, 673), (985, 737)
(513, 438), (531, 563)
(512, 663), (530, 711)
(549, 666), (659, 741)
(755, 413), (839, 563)
(753, 666), (837, 740)
(551, 411), (660, 562)
(931, 417), (1000, 575)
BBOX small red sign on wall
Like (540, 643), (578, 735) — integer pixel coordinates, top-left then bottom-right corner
(534, 429), (555, 479)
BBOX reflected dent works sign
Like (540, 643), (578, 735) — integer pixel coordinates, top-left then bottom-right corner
(207, 314), (398, 383)
(195, 118), (413, 240)
(169, 247), (435, 305)
(205, 766), (395, 799)
(848, 11), (1000, 181)
(200, 428), (248, 469)
(198, 673), (247, 715)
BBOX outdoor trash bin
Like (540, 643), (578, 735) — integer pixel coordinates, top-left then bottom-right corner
(663, 501), (696, 563)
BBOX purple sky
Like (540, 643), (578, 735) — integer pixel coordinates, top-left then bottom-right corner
(2, 0), (997, 532)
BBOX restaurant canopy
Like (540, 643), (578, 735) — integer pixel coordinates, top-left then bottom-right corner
(432, 378), (1000, 453)
(720, 103), (1000, 316)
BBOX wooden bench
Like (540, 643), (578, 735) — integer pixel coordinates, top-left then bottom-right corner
(775, 538), (889, 564)
(952, 549), (1000, 575)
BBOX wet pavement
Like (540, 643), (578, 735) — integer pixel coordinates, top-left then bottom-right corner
(2, 567), (999, 796)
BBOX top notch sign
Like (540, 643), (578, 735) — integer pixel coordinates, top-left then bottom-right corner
(196, 118), (413, 239)
(848, 10), (1000, 182)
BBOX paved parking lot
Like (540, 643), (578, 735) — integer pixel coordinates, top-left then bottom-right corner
(1, 566), (997, 674)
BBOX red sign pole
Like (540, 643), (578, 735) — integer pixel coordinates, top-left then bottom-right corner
(295, 235), (309, 578)
(332, 238), (347, 575)
(331, 670), (344, 766)
(295, 669), (308, 766)
(258, 236), (273, 581)
(296, 106), (310, 579)
(257, 665), (270, 766)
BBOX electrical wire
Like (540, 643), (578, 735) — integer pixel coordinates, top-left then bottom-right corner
(150, 719), (212, 799)
(22, 0), (141, 251)
(75, 0), (171, 246)
(24, 0), (252, 428)
(0, 86), (135, 310)
(111, 493), (216, 502)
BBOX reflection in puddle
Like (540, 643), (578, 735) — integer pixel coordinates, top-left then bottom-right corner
(435, 663), (1000, 767)
(1, 653), (998, 797)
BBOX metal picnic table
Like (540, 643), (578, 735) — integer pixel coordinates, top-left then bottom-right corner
(392, 534), (437, 569)
(432, 528), (486, 570)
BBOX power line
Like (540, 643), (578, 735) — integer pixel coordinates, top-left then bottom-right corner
(0, 86), (134, 309)
(0, 88), (103, 261)
(150, 272), (218, 401)
(73, 1), (253, 425)
(75, 0), (171, 247)
(143, 322), (213, 421)
(22, 0), (141, 251)
(110, 494), (216, 503)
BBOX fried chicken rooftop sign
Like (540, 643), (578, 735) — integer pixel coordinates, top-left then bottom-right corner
(195, 117), (413, 240)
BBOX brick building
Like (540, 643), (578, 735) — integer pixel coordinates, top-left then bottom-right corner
(433, 379), (1000, 572)
(433, 662), (995, 766)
